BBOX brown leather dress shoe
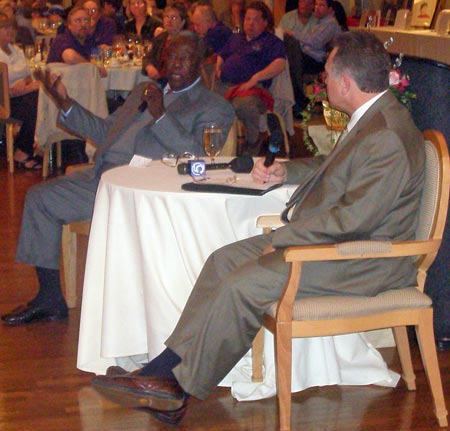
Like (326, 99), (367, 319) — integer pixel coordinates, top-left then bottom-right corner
(92, 374), (187, 412)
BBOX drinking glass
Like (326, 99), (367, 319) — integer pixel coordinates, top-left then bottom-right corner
(203, 123), (223, 164)
(24, 45), (35, 61)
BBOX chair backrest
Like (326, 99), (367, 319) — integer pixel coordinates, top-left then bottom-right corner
(414, 130), (449, 287)
(0, 61), (10, 120)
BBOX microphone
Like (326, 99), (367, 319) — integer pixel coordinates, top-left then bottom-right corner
(138, 100), (147, 112)
(177, 155), (254, 175)
(264, 129), (284, 167)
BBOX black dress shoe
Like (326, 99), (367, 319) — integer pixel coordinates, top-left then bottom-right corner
(1, 304), (68, 325)
(92, 374), (187, 412)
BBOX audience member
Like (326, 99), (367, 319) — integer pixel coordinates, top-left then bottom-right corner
(124, 0), (162, 42)
(279, 0), (316, 117)
(284, 0), (341, 117)
(1, 33), (234, 326)
(101, 0), (126, 33)
(190, 3), (231, 53)
(142, 2), (188, 83)
(215, 1), (285, 154)
(0, 0), (34, 44)
(219, 0), (245, 33)
(78, 0), (116, 47)
(46, 6), (94, 64)
(0, 14), (40, 169)
(331, 0), (348, 30)
(91, 31), (425, 427)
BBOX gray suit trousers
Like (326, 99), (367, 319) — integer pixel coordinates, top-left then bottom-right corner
(16, 169), (99, 269)
(166, 233), (290, 400)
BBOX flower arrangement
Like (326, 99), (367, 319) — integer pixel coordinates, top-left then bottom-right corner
(300, 52), (416, 156)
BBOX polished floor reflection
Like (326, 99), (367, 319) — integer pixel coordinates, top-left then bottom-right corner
(0, 155), (448, 431)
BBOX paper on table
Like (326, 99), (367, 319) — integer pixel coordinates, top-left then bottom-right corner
(129, 155), (152, 167)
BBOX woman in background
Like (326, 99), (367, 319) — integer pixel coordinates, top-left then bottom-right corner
(141, 2), (187, 83)
(124, 0), (162, 42)
(0, 14), (40, 169)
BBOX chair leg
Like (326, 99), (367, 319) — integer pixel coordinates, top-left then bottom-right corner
(61, 224), (78, 308)
(42, 144), (50, 179)
(252, 327), (264, 382)
(6, 123), (14, 174)
(415, 308), (448, 427)
(392, 326), (416, 390)
(275, 323), (293, 431)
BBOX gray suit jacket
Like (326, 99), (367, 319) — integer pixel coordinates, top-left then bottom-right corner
(272, 91), (425, 297)
(59, 80), (235, 175)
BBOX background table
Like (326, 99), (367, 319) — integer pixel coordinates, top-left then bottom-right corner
(77, 161), (399, 401)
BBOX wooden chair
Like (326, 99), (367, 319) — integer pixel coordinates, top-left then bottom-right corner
(252, 129), (449, 431)
(61, 163), (93, 308)
(0, 62), (22, 174)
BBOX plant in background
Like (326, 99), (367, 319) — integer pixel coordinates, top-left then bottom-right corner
(389, 53), (417, 111)
(300, 50), (416, 156)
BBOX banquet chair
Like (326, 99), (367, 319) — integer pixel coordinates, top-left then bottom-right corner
(61, 163), (93, 308)
(251, 129), (449, 431)
(0, 62), (22, 174)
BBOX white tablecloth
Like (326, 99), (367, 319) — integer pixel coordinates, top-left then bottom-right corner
(77, 161), (399, 401)
(35, 62), (108, 149)
(102, 63), (149, 92)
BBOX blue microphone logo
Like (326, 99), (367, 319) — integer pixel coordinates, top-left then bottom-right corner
(190, 160), (206, 177)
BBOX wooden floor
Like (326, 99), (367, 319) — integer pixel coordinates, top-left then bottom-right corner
(0, 150), (449, 431)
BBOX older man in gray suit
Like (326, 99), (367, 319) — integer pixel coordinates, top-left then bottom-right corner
(2, 33), (234, 326)
(92, 31), (425, 426)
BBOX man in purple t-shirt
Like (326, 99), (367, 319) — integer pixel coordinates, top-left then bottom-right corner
(47, 6), (94, 64)
(215, 1), (286, 154)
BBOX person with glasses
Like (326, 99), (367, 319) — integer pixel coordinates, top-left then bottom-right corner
(46, 6), (95, 64)
(124, 0), (162, 43)
(142, 2), (187, 84)
(77, 0), (116, 48)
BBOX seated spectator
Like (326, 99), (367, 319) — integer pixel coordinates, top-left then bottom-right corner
(219, 0), (245, 33)
(1, 33), (234, 326)
(282, 0), (341, 118)
(0, 0), (34, 44)
(46, 6), (95, 64)
(0, 14), (40, 169)
(101, 0), (126, 33)
(190, 3), (232, 54)
(142, 2), (188, 83)
(78, 0), (116, 48)
(124, 0), (162, 42)
(331, 0), (348, 30)
(215, 1), (286, 154)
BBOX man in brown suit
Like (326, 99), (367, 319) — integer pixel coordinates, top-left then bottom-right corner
(92, 31), (425, 425)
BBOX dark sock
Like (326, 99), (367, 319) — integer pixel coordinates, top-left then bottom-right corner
(34, 267), (67, 308)
(139, 348), (181, 377)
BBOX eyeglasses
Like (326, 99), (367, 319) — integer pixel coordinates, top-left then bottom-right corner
(130, 1), (145, 5)
(84, 7), (98, 14)
(73, 17), (90, 24)
(163, 14), (180, 21)
(161, 152), (196, 167)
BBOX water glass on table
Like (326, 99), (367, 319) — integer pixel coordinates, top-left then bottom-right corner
(203, 123), (224, 164)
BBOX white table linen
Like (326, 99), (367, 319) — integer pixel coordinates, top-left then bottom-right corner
(102, 63), (149, 92)
(35, 62), (108, 150)
(77, 161), (399, 401)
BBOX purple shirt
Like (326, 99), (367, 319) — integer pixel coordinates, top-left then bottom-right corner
(218, 30), (286, 87)
(204, 21), (232, 53)
(89, 15), (116, 47)
(47, 27), (95, 63)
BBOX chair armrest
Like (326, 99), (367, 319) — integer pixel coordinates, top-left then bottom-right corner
(256, 215), (284, 231)
(283, 239), (441, 262)
(274, 239), (441, 322)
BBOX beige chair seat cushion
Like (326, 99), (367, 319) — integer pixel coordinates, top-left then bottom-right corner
(267, 287), (432, 320)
